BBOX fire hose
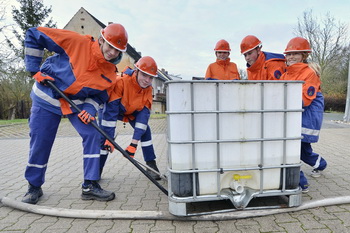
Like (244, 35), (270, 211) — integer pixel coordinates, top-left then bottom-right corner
(1, 196), (350, 220)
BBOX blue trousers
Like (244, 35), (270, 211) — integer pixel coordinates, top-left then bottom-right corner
(100, 119), (156, 170)
(25, 105), (101, 187)
(301, 142), (327, 171)
(299, 170), (308, 189)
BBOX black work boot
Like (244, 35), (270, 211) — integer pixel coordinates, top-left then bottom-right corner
(22, 183), (43, 204)
(146, 160), (161, 180)
(81, 181), (115, 201)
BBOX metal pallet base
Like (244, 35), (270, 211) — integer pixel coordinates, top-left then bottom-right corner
(169, 188), (302, 216)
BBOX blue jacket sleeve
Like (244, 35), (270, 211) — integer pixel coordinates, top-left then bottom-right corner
(82, 90), (111, 117)
(100, 98), (123, 139)
(24, 27), (65, 73)
(132, 106), (151, 141)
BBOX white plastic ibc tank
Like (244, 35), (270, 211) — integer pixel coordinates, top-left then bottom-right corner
(167, 82), (192, 170)
(167, 81), (302, 195)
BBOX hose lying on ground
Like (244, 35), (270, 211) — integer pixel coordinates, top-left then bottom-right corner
(2, 196), (350, 221)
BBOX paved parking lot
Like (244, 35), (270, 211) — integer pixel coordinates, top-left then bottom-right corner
(1, 113), (350, 232)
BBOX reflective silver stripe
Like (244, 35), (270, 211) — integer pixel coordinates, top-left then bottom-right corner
(25, 47), (44, 57)
(135, 122), (147, 130)
(33, 83), (61, 107)
(83, 154), (100, 158)
(27, 163), (47, 168)
(313, 155), (321, 169)
(72, 99), (84, 105)
(301, 127), (320, 136)
(33, 84), (100, 111)
(85, 98), (100, 111)
(101, 119), (117, 127)
(100, 149), (108, 155)
(141, 140), (153, 147)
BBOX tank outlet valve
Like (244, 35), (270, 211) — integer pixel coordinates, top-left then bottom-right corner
(230, 180), (244, 194)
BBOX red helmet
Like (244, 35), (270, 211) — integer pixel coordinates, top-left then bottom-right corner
(214, 39), (231, 52)
(100, 23), (128, 52)
(284, 37), (311, 54)
(135, 56), (158, 77)
(240, 35), (262, 54)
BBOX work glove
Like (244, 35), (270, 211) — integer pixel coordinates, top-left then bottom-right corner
(33, 72), (55, 85)
(125, 143), (137, 158)
(104, 139), (115, 153)
(78, 110), (95, 124)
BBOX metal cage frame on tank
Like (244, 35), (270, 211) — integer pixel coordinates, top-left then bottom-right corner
(166, 80), (304, 216)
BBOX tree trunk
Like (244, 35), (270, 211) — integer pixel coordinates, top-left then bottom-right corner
(7, 104), (16, 120)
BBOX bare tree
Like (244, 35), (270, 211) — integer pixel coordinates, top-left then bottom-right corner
(0, 0), (56, 120)
(0, 0), (13, 73)
(296, 10), (348, 74)
(295, 9), (349, 98)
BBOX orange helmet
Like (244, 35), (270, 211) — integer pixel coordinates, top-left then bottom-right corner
(284, 37), (311, 54)
(240, 35), (262, 54)
(100, 23), (128, 52)
(214, 39), (231, 52)
(135, 56), (158, 77)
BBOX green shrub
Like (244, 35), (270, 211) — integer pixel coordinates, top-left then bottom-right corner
(324, 94), (346, 112)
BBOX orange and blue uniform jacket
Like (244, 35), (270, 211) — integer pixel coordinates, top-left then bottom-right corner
(247, 52), (286, 80)
(100, 68), (153, 141)
(281, 62), (326, 181)
(25, 27), (121, 116)
(99, 68), (157, 164)
(205, 58), (240, 80)
(281, 63), (324, 143)
(23, 27), (122, 186)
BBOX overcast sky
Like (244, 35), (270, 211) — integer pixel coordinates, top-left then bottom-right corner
(3, 0), (350, 79)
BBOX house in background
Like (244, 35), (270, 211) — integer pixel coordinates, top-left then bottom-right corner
(63, 7), (174, 114)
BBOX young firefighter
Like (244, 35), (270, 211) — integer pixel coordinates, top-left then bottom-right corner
(281, 37), (327, 193)
(205, 39), (240, 80)
(22, 23), (128, 204)
(100, 56), (161, 180)
(240, 35), (286, 80)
